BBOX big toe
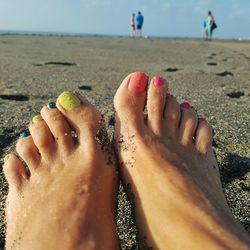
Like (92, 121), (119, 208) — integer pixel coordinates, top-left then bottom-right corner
(56, 91), (107, 151)
(114, 72), (148, 134)
(3, 154), (28, 192)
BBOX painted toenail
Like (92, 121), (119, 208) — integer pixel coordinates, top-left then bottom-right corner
(166, 93), (173, 99)
(3, 154), (10, 163)
(181, 101), (192, 109)
(153, 76), (165, 87)
(47, 102), (56, 109)
(32, 115), (43, 123)
(58, 91), (81, 110)
(128, 72), (148, 93)
(20, 130), (30, 138)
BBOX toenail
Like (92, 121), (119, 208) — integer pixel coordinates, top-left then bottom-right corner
(181, 101), (192, 109)
(153, 75), (165, 87)
(58, 91), (81, 110)
(47, 102), (56, 109)
(20, 130), (30, 138)
(199, 117), (207, 122)
(166, 93), (173, 99)
(3, 154), (10, 163)
(32, 115), (43, 123)
(128, 72), (148, 93)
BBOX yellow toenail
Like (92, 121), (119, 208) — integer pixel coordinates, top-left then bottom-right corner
(58, 91), (81, 110)
(32, 115), (43, 123)
(3, 154), (10, 163)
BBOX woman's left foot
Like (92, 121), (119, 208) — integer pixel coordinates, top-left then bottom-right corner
(3, 92), (119, 250)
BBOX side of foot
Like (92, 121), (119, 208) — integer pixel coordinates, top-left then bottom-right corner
(114, 72), (250, 250)
(3, 92), (119, 250)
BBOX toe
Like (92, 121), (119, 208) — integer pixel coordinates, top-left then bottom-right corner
(40, 104), (75, 153)
(3, 154), (28, 191)
(147, 76), (167, 136)
(56, 91), (104, 147)
(113, 72), (148, 133)
(29, 114), (56, 160)
(163, 94), (181, 136)
(16, 134), (41, 173)
(179, 102), (198, 146)
(195, 118), (213, 154)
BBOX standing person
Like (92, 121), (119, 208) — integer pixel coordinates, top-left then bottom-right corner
(206, 11), (215, 41)
(136, 11), (144, 38)
(130, 13), (136, 37)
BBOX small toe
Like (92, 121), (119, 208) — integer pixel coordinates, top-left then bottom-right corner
(40, 106), (75, 153)
(163, 94), (181, 136)
(3, 154), (28, 191)
(29, 114), (56, 160)
(195, 118), (213, 154)
(113, 72), (148, 133)
(16, 135), (41, 173)
(147, 76), (167, 136)
(179, 102), (198, 146)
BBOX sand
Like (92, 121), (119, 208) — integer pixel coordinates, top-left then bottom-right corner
(0, 35), (249, 249)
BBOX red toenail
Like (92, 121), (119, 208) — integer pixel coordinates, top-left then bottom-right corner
(181, 101), (192, 109)
(166, 93), (173, 99)
(153, 76), (165, 87)
(128, 72), (148, 93)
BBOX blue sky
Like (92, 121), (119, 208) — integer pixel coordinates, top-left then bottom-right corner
(0, 0), (250, 39)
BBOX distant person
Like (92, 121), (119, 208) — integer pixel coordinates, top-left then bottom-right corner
(205, 11), (217, 41)
(130, 13), (136, 37)
(136, 11), (144, 37)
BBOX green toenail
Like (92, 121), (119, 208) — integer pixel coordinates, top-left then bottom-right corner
(58, 91), (81, 110)
(20, 130), (30, 138)
(32, 115), (43, 123)
(3, 154), (10, 163)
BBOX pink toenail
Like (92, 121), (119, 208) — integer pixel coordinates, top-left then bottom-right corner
(181, 101), (192, 109)
(128, 72), (148, 93)
(166, 93), (173, 99)
(153, 76), (165, 87)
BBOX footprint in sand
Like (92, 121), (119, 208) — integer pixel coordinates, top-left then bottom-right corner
(207, 62), (217, 66)
(227, 91), (245, 98)
(0, 94), (29, 101)
(78, 85), (92, 91)
(164, 67), (179, 72)
(33, 62), (76, 67)
(216, 71), (234, 77)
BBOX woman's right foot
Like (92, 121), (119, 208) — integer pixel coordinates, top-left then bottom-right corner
(114, 72), (250, 250)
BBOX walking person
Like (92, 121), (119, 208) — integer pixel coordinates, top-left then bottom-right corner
(136, 11), (144, 38)
(205, 11), (216, 41)
(130, 13), (136, 37)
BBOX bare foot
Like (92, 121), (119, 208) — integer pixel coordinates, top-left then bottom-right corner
(3, 92), (119, 250)
(114, 72), (250, 250)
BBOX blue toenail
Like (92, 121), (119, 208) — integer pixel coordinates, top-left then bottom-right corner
(47, 102), (56, 109)
(20, 130), (30, 138)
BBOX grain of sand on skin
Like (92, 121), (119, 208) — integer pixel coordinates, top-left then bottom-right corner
(0, 36), (250, 249)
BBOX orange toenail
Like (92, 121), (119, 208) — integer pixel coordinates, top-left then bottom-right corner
(128, 72), (148, 93)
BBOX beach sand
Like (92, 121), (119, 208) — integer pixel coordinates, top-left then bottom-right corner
(0, 36), (249, 249)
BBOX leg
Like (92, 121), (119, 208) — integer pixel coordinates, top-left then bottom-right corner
(114, 72), (250, 249)
(3, 92), (119, 250)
